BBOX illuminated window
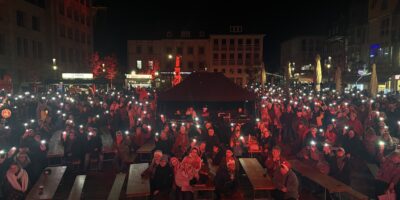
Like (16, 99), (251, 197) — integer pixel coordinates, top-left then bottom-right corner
(137, 60), (142, 69)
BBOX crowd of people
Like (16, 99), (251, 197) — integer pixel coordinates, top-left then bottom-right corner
(0, 83), (399, 200)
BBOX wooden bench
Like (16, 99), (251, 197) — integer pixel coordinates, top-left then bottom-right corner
(26, 166), (67, 200)
(68, 175), (86, 200)
(136, 140), (155, 161)
(107, 173), (126, 200)
(126, 163), (150, 198)
(366, 163), (379, 178)
(289, 159), (368, 200)
(239, 158), (275, 199)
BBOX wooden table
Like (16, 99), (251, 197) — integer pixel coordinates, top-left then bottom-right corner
(26, 166), (67, 200)
(136, 140), (155, 161)
(289, 159), (368, 200)
(239, 158), (274, 199)
(67, 175), (86, 200)
(108, 173), (126, 200)
(126, 163), (150, 198)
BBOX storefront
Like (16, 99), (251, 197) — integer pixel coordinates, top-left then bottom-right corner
(125, 71), (153, 88)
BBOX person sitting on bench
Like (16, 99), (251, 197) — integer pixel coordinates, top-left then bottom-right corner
(214, 157), (240, 199)
(272, 161), (299, 200)
(151, 155), (173, 200)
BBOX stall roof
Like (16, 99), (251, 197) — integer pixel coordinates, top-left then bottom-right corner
(158, 72), (256, 102)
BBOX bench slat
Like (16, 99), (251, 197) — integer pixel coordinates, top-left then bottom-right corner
(107, 173), (126, 200)
(68, 175), (86, 200)
(126, 163), (150, 197)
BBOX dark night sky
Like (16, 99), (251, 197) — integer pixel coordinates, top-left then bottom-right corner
(93, 0), (349, 73)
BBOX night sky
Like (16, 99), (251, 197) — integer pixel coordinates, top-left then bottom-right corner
(93, 0), (349, 73)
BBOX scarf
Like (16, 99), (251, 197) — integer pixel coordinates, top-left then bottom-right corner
(6, 168), (29, 192)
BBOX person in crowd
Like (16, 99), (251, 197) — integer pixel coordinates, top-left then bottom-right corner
(329, 147), (351, 184)
(303, 125), (324, 148)
(151, 155), (173, 200)
(84, 129), (104, 171)
(259, 127), (274, 152)
(219, 149), (239, 174)
(204, 128), (220, 154)
(341, 129), (364, 158)
(208, 144), (224, 166)
(347, 112), (363, 137)
(324, 124), (338, 145)
(265, 146), (287, 177)
(142, 150), (163, 178)
(113, 131), (133, 172)
(131, 126), (147, 150)
(280, 104), (296, 142)
(229, 129), (245, 157)
(62, 131), (82, 164)
(174, 147), (201, 200)
(214, 157), (241, 199)
(375, 151), (400, 198)
(4, 162), (29, 200)
(272, 161), (299, 200)
(154, 130), (173, 156)
(172, 125), (190, 159)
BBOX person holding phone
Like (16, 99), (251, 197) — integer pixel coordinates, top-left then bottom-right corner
(4, 162), (29, 200)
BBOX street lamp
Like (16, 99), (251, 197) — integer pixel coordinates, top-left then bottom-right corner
(52, 58), (58, 80)
(168, 54), (173, 60)
(102, 63), (106, 72)
(325, 57), (332, 87)
(52, 58), (57, 70)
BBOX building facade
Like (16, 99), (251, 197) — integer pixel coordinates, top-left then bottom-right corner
(127, 27), (265, 87)
(0, 0), (93, 87)
(280, 36), (326, 82)
(368, 0), (400, 74)
(209, 30), (264, 86)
